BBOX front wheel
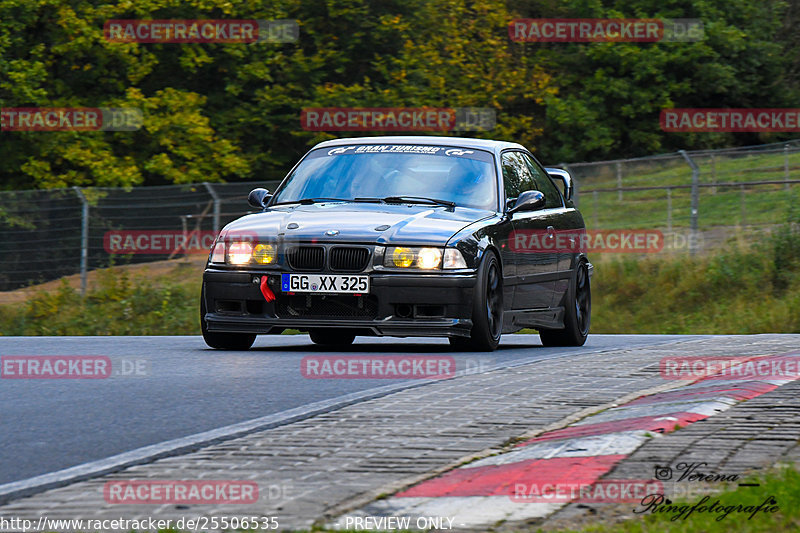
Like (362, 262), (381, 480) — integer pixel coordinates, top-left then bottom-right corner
(200, 287), (256, 350)
(539, 261), (591, 347)
(450, 250), (503, 352)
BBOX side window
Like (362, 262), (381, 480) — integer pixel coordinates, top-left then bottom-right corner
(501, 152), (535, 201)
(520, 153), (563, 208)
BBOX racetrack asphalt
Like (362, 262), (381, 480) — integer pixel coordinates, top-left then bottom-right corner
(0, 334), (701, 486)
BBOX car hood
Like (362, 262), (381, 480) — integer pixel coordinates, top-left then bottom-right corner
(220, 202), (493, 246)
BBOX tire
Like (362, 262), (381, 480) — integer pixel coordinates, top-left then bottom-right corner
(310, 328), (356, 346)
(539, 261), (591, 347)
(449, 250), (503, 352)
(200, 287), (257, 350)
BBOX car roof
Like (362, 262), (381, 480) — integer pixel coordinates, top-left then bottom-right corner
(313, 136), (527, 154)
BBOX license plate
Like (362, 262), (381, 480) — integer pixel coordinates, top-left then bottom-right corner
(281, 274), (369, 294)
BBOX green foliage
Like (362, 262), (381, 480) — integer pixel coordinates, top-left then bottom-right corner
(591, 229), (800, 334)
(0, 265), (200, 335)
(0, 0), (251, 189)
(2, 0), (798, 190)
(770, 193), (800, 290)
(513, 0), (800, 161)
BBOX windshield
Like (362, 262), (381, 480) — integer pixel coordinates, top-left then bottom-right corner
(272, 144), (498, 210)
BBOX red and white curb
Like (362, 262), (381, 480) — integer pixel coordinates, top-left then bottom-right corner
(332, 352), (799, 530)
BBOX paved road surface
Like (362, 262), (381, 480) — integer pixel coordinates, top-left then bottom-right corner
(0, 334), (700, 485)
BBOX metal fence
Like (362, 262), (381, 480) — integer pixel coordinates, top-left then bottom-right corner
(564, 139), (800, 232)
(1, 138), (798, 296)
(0, 181), (281, 293)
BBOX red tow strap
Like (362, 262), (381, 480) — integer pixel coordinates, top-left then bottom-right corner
(260, 276), (276, 302)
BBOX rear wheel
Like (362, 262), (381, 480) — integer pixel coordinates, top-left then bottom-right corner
(310, 328), (356, 346)
(539, 261), (591, 347)
(200, 287), (257, 350)
(449, 250), (503, 352)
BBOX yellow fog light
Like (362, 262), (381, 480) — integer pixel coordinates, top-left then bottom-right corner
(253, 243), (276, 264)
(417, 247), (442, 269)
(391, 247), (415, 268)
(228, 242), (253, 265)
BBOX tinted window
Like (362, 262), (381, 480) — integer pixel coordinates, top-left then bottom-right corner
(520, 152), (563, 209)
(274, 145), (498, 210)
(501, 152), (535, 200)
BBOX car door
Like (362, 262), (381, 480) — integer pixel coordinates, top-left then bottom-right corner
(501, 151), (558, 310)
(519, 152), (579, 307)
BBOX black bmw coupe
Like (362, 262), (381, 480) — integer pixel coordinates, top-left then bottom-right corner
(201, 136), (592, 351)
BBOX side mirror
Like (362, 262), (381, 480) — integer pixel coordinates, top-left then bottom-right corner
(509, 190), (545, 213)
(545, 167), (573, 201)
(248, 188), (272, 209)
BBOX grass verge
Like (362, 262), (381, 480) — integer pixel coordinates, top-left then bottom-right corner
(560, 466), (800, 533)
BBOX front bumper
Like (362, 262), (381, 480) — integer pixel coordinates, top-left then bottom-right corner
(202, 268), (478, 338)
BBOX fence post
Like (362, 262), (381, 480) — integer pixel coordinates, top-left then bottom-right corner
(740, 184), (746, 226)
(615, 161), (622, 201)
(678, 150), (700, 255)
(203, 182), (221, 234)
(73, 187), (89, 297)
(710, 154), (717, 194)
(592, 190), (598, 228)
(666, 188), (672, 233)
(785, 144), (790, 191)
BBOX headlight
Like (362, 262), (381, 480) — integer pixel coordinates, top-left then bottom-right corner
(228, 242), (253, 265)
(443, 248), (468, 269)
(385, 247), (443, 269)
(417, 247), (442, 269)
(253, 243), (276, 264)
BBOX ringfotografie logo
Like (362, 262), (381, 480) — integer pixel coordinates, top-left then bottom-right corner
(636, 463), (777, 522)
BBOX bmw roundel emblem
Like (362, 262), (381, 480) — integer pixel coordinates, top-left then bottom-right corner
(325, 229), (340, 236)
